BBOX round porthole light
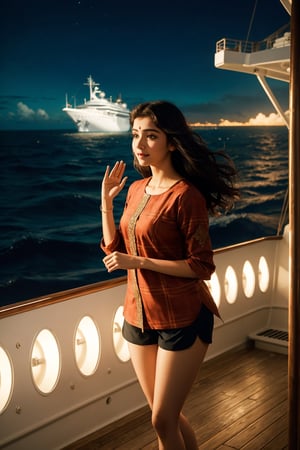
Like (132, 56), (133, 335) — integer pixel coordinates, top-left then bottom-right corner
(31, 329), (60, 394)
(224, 265), (238, 304)
(113, 306), (130, 362)
(258, 256), (270, 293)
(242, 260), (255, 298)
(205, 272), (221, 307)
(74, 316), (100, 376)
(0, 346), (13, 414)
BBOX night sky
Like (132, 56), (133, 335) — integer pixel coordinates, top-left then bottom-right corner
(0, 0), (290, 130)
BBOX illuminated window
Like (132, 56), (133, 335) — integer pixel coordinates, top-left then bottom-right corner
(258, 256), (270, 292)
(0, 346), (13, 414)
(31, 329), (60, 394)
(74, 316), (100, 376)
(224, 265), (238, 304)
(205, 272), (221, 307)
(113, 306), (130, 362)
(242, 260), (255, 298)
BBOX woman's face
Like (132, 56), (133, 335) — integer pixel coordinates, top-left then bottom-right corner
(132, 116), (173, 169)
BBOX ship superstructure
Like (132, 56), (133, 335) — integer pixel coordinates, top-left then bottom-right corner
(63, 76), (130, 133)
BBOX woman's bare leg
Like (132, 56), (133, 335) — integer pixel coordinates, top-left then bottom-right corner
(152, 338), (208, 450)
(128, 338), (208, 450)
(178, 413), (198, 450)
(128, 343), (158, 407)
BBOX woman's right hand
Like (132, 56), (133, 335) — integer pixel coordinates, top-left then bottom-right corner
(101, 161), (127, 207)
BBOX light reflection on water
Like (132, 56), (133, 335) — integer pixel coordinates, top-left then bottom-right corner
(0, 127), (288, 305)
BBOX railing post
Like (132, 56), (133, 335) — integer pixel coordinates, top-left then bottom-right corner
(288, 0), (300, 448)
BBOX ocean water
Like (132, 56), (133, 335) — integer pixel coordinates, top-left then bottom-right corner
(0, 127), (288, 306)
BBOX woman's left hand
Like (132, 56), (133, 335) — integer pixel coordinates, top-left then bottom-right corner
(101, 161), (127, 206)
(103, 251), (140, 272)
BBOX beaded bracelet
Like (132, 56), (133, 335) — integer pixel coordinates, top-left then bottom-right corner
(99, 205), (113, 213)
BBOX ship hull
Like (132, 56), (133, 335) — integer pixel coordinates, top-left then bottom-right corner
(0, 230), (290, 449)
(63, 107), (130, 133)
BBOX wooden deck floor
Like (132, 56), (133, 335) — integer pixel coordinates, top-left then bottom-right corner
(64, 346), (288, 450)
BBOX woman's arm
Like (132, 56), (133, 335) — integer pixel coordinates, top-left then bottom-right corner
(101, 161), (127, 246)
(102, 252), (198, 278)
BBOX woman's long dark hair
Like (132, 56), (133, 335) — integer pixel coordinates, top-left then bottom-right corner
(130, 100), (239, 216)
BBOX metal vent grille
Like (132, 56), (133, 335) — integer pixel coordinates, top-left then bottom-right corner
(256, 328), (288, 342)
(249, 328), (288, 355)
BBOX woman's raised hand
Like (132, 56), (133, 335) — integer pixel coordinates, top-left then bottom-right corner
(101, 161), (127, 206)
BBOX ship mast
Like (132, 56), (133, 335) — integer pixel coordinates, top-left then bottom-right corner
(84, 75), (99, 101)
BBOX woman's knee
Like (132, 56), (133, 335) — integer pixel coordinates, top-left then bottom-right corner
(152, 408), (177, 436)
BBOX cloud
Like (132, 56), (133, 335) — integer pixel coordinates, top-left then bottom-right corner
(17, 102), (35, 119)
(16, 102), (49, 120)
(190, 111), (289, 127)
(219, 111), (288, 126)
(247, 112), (287, 126)
(36, 108), (49, 120)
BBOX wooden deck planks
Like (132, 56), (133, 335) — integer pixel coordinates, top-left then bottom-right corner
(64, 347), (288, 450)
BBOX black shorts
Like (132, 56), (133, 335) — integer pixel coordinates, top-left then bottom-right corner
(122, 304), (214, 351)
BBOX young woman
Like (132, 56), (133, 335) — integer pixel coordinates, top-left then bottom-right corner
(100, 101), (238, 450)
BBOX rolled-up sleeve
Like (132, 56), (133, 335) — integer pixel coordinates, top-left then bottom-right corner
(100, 229), (126, 255)
(178, 191), (215, 279)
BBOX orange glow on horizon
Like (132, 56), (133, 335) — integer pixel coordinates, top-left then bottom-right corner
(190, 111), (289, 127)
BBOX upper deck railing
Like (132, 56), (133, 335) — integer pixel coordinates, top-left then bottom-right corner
(216, 22), (290, 54)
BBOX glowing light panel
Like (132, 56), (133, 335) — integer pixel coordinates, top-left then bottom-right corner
(205, 272), (221, 307)
(0, 346), (13, 413)
(242, 260), (255, 298)
(31, 329), (60, 394)
(258, 256), (270, 292)
(113, 306), (130, 362)
(75, 316), (100, 376)
(224, 265), (238, 304)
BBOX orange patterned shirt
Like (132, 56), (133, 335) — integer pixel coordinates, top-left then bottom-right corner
(101, 178), (219, 330)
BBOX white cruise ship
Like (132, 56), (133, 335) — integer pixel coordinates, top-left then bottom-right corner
(63, 76), (130, 133)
